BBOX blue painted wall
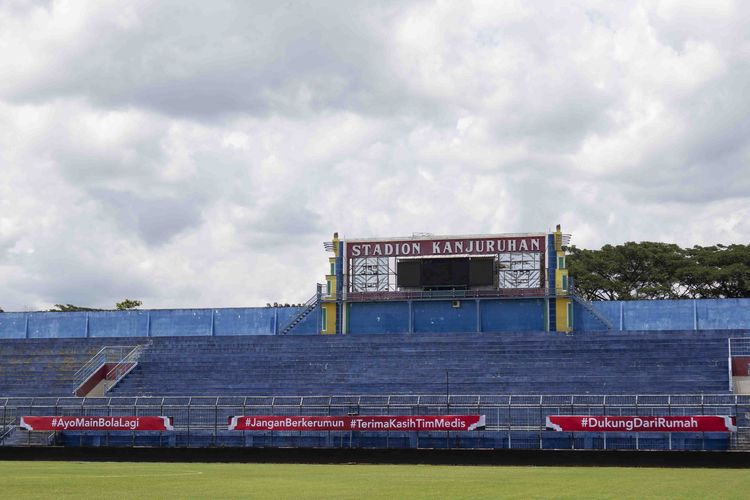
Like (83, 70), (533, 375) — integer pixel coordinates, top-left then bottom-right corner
(149, 309), (213, 337)
(577, 298), (750, 331)
(481, 299), (546, 332)
(697, 299), (750, 330)
(0, 306), (316, 339)
(572, 302), (611, 331)
(623, 300), (694, 330)
(213, 308), (275, 336)
(277, 307), (318, 335)
(413, 300), (476, 333)
(88, 311), (149, 337)
(348, 302), (409, 334)
(0, 314), (27, 339)
(1, 298), (748, 339)
(347, 299), (546, 334)
(28, 312), (88, 339)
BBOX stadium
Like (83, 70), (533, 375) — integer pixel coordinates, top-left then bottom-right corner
(2, 225), (749, 461)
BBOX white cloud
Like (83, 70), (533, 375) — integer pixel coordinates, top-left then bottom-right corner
(0, 0), (748, 311)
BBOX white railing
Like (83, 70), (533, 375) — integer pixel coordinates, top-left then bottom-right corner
(1, 392), (745, 450)
(2, 393), (747, 407)
(104, 345), (146, 392)
(0, 426), (13, 445)
(278, 287), (321, 335)
(72, 345), (147, 395)
(729, 338), (750, 357)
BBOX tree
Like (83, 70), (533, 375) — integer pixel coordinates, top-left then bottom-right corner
(680, 245), (750, 298)
(567, 242), (750, 301)
(116, 299), (142, 310)
(49, 304), (103, 312)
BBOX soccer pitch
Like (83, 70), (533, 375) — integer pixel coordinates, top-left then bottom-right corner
(3, 461), (750, 499)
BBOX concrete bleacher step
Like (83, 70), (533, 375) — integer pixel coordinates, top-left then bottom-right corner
(1, 428), (54, 446)
(2, 330), (744, 397)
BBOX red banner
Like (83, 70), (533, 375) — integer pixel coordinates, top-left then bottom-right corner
(20, 416), (173, 432)
(347, 235), (544, 258)
(546, 415), (736, 433)
(228, 415), (485, 432)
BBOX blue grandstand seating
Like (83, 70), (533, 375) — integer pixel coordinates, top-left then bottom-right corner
(0, 338), (123, 397)
(110, 330), (739, 396)
(0, 330), (742, 397)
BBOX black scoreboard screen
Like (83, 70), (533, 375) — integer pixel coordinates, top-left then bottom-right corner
(397, 257), (494, 288)
(396, 260), (421, 287)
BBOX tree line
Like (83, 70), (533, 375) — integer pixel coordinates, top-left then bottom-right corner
(47, 299), (143, 312)
(567, 242), (750, 301)
(0, 299), (142, 313)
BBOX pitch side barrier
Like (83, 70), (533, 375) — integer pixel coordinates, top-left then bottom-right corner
(1, 394), (748, 451)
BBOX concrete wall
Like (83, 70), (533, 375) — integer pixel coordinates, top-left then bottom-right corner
(1, 297), (747, 339)
(347, 299), (546, 334)
(348, 302), (409, 334)
(481, 299), (546, 332)
(413, 301), (476, 333)
(0, 306), (317, 339)
(576, 298), (750, 331)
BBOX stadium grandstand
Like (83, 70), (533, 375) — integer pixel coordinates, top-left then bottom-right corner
(1, 226), (749, 452)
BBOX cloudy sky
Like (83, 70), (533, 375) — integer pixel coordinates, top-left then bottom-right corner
(0, 0), (748, 311)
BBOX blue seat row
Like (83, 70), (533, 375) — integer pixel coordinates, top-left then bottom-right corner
(0, 330), (745, 397)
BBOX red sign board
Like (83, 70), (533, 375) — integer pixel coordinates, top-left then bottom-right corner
(546, 415), (736, 433)
(20, 416), (174, 431)
(228, 415), (486, 432)
(346, 236), (544, 258)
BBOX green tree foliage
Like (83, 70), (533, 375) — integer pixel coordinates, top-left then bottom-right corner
(568, 242), (750, 301)
(49, 304), (103, 312)
(115, 299), (142, 310)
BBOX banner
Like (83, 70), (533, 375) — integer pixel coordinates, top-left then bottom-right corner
(546, 415), (736, 433)
(347, 236), (544, 258)
(20, 416), (174, 432)
(228, 415), (485, 432)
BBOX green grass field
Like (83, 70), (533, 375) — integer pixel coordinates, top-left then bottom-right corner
(3, 461), (750, 499)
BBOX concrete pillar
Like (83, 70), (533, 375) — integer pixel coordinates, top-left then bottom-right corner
(408, 300), (413, 333)
(693, 300), (698, 330)
(476, 299), (481, 333)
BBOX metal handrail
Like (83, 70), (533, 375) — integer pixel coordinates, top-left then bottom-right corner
(278, 288), (321, 335)
(341, 287), (607, 301)
(568, 287), (614, 330)
(72, 346), (109, 381)
(729, 337), (750, 357)
(1, 393), (746, 407)
(104, 345), (145, 392)
(72, 345), (146, 395)
(342, 288), (550, 302)
(0, 426), (14, 444)
(73, 346), (139, 388)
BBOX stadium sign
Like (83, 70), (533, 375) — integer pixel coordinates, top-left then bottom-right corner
(228, 415), (486, 431)
(347, 236), (544, 258)
(546, 415), (736, 433)
(20, 416), (174, 431)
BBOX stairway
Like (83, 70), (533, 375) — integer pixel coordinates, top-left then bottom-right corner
(72, 344), (149, 396)
(0, 427), (55, 446)
(569, 289), (614, 330)
(733, 429), (750, 450)
(279, 293), (320, 335)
